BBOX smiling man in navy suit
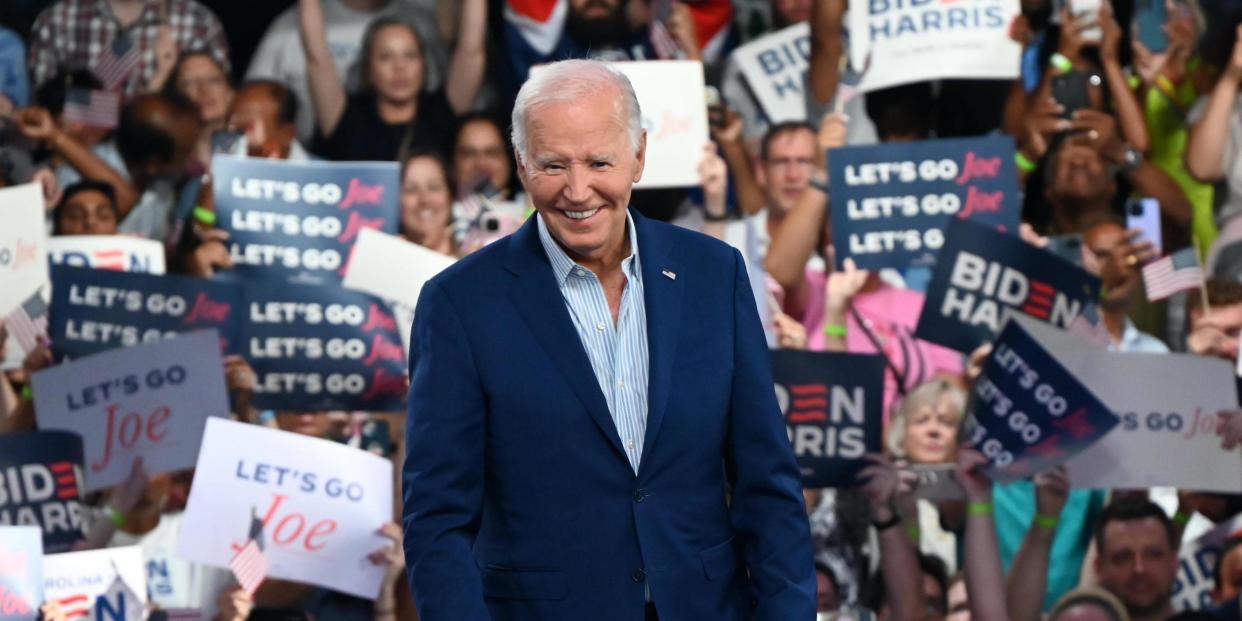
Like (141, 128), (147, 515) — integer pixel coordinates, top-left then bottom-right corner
(402, 58), (815, 621)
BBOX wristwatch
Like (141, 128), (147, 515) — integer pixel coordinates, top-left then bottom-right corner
(872, 508), (902, 532)
(1118, 145), (1143, 174)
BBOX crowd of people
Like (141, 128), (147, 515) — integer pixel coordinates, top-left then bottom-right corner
(5, 0), (1242, 619)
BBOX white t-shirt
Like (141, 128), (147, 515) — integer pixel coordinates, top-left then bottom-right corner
(245, 0), (445, 144)
(109, 512), (234, 618)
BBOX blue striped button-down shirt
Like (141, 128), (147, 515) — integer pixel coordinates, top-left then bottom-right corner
(537, 214), (649, 473)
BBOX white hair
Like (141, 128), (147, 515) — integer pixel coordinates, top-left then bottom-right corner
(885, 379), (967, 461)
(510, 59), (643, 165)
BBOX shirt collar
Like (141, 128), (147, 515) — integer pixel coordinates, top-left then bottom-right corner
(536, 211), (640, 286)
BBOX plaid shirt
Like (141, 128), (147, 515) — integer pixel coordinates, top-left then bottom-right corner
(28, 0), (230, 96)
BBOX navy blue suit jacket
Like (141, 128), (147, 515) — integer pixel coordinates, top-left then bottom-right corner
(402, 210), (816, 620)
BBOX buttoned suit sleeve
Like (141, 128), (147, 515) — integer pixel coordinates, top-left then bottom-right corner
(402, 280), (491, 620)
(723, 248), (817, 619)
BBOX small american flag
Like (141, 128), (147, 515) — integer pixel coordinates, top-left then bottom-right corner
(3, 293), (48, 355)
(1142, 247), (1204, 301)
(94, 31), (141, 92)
(1066, 303), (1111, 347)
(229, 539), (268, 596)
(62, 88), (120, 129)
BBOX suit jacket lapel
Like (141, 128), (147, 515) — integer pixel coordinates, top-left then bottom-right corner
(504, 218), (629, 464)
(634, 212), (682, 471)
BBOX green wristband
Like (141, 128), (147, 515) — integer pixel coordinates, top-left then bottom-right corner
(107, 505), (126, 528)
(1174, 511), (1193, 526)
(1014, 151), (1038, 173)
(823, 323), (847, 338)
(967, 501), (994, 516)
(1034, 514), (1060, 530)
(19, 385), (32, 401)
(1050, 53), (1073, 73)
(192, 206), (216, 226)
(905, 525), (922, 542)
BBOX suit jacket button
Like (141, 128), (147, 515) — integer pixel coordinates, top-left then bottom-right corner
(633, 489), (646, 503)
(632, 568), (646, 583)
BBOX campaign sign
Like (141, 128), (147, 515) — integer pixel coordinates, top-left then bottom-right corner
(0, 527), (41, 621)
(49, 265), (242, 359)
(244, 283), (406, 411)
(342, 228), (454, 310)
(915, 218), (1102, 353)
(43, 546), (145, 621)
(829, 135), (1022, 271)
(212, 157), (399, 284)
(0, 184), (48, 319)
(610, 61), (710, 189)
(0, 432), (85, 553)
(847, 0), (1020, 92)
(31, 331), (229, 492)
(47, 236), (166, 274)
(1171, 515), (1242, 611)
(772, 350), (885, 487)
(731, 23), (811, 123)
(966, 317), (1118, 482)
(177, 419), (393, 600)
(1059, 334), (1242, 492)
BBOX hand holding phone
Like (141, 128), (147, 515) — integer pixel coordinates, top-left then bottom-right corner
(1126, 198), (1163, 256)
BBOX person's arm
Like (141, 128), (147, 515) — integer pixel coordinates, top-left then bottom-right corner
(699, 142), (729, 241)
(665, 2), (703, 62)
(724, 248), (817, 619)
(1073, 109), (1193, 229)
(369, 522), (406, 621)
(858, 454), (923, 620)
(1097, 1), (1149, 152)
(820, 258), (869, 352)
(1006, 465), (1070, 621)
(445, 0), (487, 115)
(712, 107), (764, 217)
(1186, 24), (1242, 182)
(958, 448), (1010, 620)
(297, 0), (348, 138)
(808, 0), (846, 107)
(403, 281), (490, 619)
(15, 107), (141, 218)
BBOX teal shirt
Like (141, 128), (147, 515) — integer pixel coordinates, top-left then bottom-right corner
(994, 481), (1107, 610)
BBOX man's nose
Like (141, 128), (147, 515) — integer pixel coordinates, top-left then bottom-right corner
(563, 166), (592, 204)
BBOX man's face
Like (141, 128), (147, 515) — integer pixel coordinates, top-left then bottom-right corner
(57, 189), (118, 235)
(517, 87), (644, 263)
(758, 129), (817, 216)
(1084, 222), (1138, 306)
(566, 0), (631, 46)
(455, 120), (511, 195)
(1188, 303), (1242, 360)
(227, 87), (295, 159)
(1048, 142), (1114, 205)
(1095, 518), (1177, 615)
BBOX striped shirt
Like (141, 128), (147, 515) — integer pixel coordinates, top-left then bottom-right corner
(537, 214), (649, 473)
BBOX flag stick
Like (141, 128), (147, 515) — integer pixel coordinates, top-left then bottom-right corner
(1194, 237), (1211, 315)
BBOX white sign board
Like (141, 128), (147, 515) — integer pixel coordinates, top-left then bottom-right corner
(31, 330), (229, 492)
(1007, 319), (1242, 492)
(343, 228), (454, 310)
(848, 0), (1021, 92)
(47, 236), (166, 274)
(0, 183), (49, 318)
(177, 419), (394, 600)
(731, 23), (811, 123)
(1172, 515), (1242, 611)
(43, 546), (146, 620)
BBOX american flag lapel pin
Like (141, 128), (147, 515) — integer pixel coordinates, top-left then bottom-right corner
(662, 269), (676, 281)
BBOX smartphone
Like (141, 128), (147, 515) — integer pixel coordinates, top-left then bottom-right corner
(1051, 71), (1092, 119)
(1134, 0), (1170, 53)
(1069, 0), (1103, 42)
(911, 463), (966, 501)
(211, 129), (245, 155)
(705, 85), (726, 130)
(1126, 197), (1163, 256)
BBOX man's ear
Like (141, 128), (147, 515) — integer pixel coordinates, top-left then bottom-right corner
(514, 148), (529, 186)
(632, 129), (647, 183)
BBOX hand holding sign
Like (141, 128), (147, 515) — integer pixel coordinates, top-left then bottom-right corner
(954, 448), (994, 502)
(1034, 465), (1070, 520)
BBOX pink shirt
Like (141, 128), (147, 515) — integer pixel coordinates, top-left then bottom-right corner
(802, 268), (964, 424)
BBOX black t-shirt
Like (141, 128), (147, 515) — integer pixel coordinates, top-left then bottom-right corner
(315, 90), (454, 161)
